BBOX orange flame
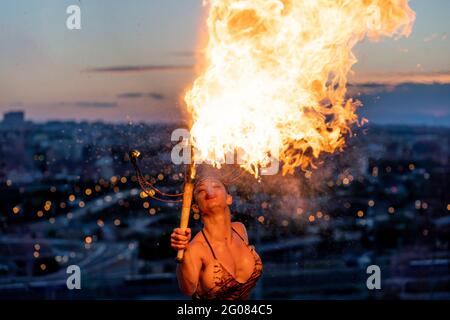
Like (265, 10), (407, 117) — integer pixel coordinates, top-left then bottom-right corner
(185, 0), (415, 176)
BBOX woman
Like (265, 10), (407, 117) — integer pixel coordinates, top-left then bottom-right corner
(170, 175), (263, 300)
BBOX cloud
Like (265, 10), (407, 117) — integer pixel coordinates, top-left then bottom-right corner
(351, 71), (450, 86)
(348, 83), (397, 96)
(117, 92), (144, 99)
(348, 71), (450, 96)
(148, 92), (166, 100)
(117, 92), (166, 100)
(424, 33), (439, 42)
(74, 101), (118, 108)
(423, 32), (448, 43)
(84, 64), (194, 74)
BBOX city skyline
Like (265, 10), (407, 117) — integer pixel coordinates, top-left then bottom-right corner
(1, 0), (450, 125)
(0, 110), (448, 299)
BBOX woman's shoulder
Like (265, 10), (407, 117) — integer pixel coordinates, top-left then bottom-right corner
(190, 230), (208, 249)
(231, 222), (248, 243)
(231, 221), (246, 231)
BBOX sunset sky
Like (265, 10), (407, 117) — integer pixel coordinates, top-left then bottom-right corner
(0, 0), (449, 125)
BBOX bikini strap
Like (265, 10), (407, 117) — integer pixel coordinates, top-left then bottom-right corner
(202, 227), (247, 259)
(201, 230), (217, 259)
(232, 227), (247, 244)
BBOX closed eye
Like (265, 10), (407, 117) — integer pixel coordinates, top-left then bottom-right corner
(196, 188), (205, 195)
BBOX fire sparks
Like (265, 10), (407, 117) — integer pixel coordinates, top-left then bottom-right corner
(185, 0), (415, 176)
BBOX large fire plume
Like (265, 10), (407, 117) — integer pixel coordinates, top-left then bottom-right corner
(185, 0), (415, 176)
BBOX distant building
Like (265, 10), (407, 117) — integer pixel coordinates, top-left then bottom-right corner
(2, 111), (25, 126)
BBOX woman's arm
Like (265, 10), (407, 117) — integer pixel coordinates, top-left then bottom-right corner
(176, 241), (203, 296)
(171, 228), (202, 296)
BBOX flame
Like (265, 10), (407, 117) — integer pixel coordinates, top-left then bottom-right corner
(185, 0), (415, 176)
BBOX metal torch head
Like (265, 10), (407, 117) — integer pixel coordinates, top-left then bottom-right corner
(129, 149), (141, 160)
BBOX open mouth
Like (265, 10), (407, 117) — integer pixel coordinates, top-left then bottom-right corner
(206, 195), (218, 202)
(204, 194), (221, 204)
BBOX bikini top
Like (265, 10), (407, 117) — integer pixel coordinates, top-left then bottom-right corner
(192, 227), (263, 300)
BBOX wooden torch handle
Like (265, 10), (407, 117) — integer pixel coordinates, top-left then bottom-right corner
(176, 163), (196, 263)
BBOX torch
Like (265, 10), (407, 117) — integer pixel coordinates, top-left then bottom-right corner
(176, 160), (196, 263)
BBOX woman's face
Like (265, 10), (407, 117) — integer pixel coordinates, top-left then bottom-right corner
(193, 178), (232, 215)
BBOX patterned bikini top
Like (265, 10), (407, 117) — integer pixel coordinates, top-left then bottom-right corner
(192, 227), (263, 300)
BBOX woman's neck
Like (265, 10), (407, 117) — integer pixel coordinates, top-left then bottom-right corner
(202, 207), (232, 245)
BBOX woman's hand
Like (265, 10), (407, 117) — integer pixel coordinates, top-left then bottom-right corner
(171, 228), (192, 251)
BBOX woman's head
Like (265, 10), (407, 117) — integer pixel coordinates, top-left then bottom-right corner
(192, 176), (232, 215)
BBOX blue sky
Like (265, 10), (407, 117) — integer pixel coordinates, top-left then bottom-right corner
(0, 0), (449, 125)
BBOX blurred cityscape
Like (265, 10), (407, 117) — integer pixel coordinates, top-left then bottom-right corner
(0, 110), (449, 300)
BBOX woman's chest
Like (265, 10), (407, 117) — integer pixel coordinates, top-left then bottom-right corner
(198, 243), (256, 291)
